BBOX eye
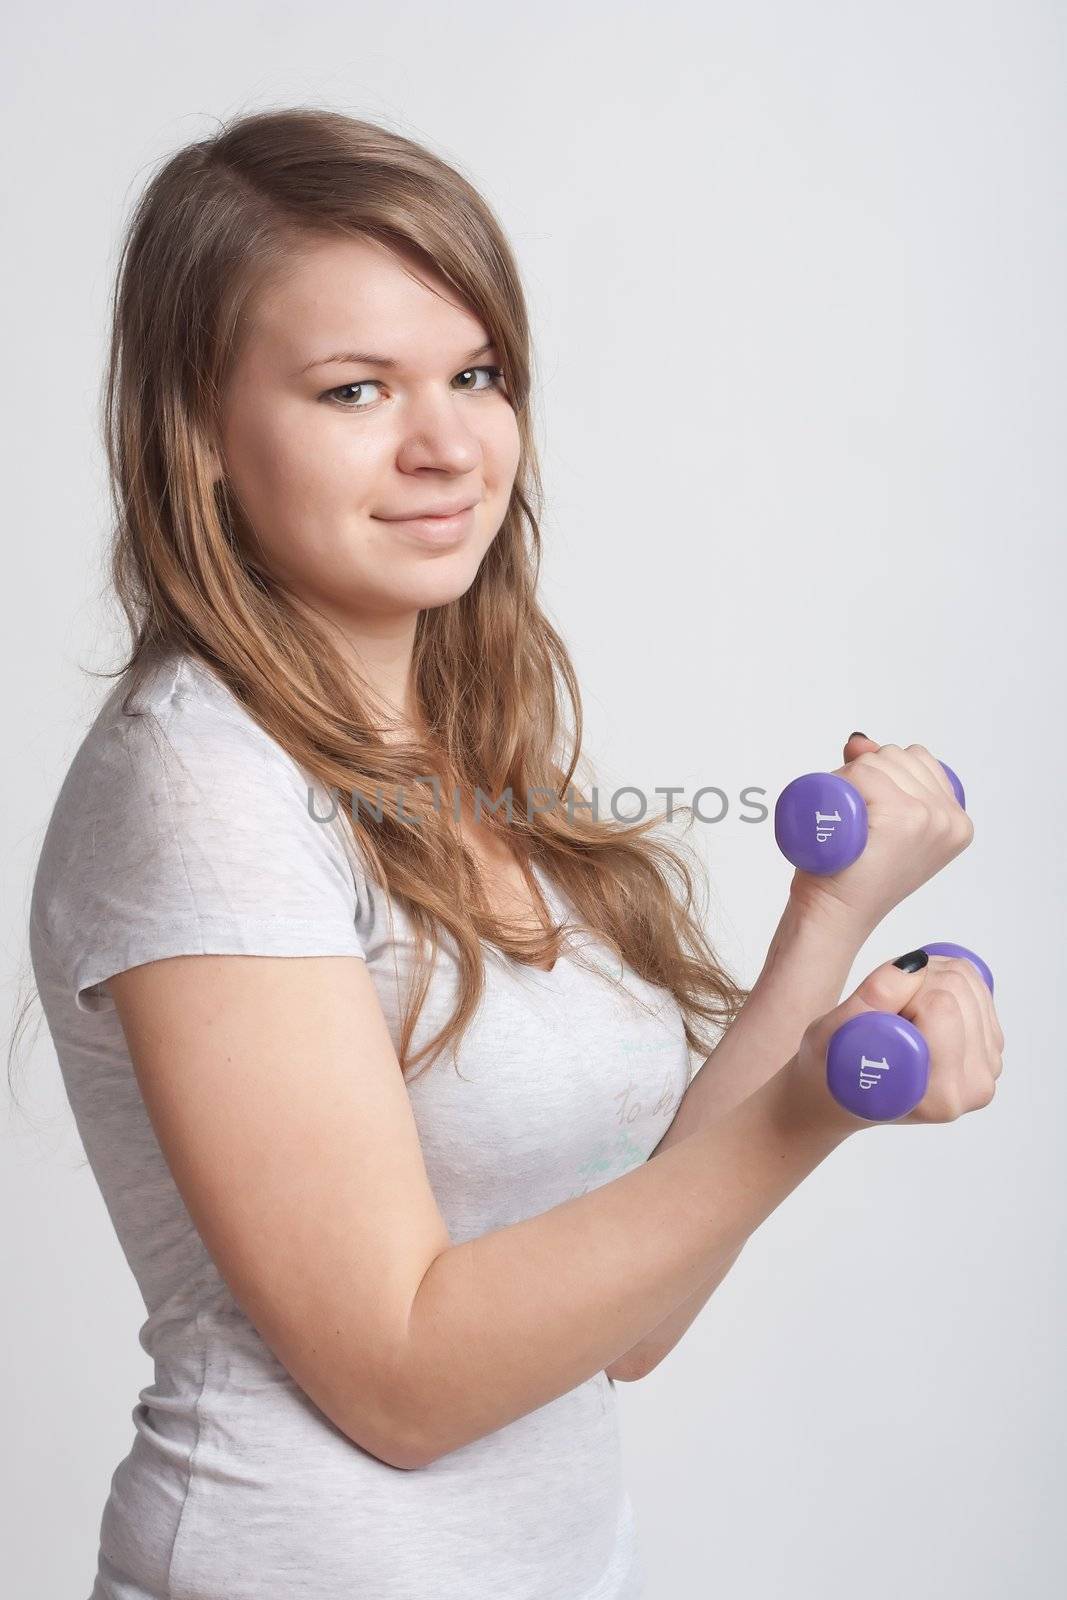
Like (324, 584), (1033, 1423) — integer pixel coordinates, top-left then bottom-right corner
(453, 365), (507, 394)
(324, 378), (385, 409)
(322, 365), (507, 409)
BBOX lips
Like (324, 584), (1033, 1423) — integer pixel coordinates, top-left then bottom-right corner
(379, 500), (477, 521)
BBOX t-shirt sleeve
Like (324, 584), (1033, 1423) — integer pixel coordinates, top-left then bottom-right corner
(34, 700), (367, 1013)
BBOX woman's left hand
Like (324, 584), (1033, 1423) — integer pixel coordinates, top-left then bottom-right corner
(787, 733), (975, 937)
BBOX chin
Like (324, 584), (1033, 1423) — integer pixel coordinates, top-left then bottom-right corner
(404, 565), (483, 609)
(403, 536), (490, 583)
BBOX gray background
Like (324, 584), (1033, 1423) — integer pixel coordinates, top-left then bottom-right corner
(4, 2), (1063, 1595)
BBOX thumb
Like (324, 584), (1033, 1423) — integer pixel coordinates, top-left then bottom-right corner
(821, 949), (930, 1042)
(844, 729), (880, 761)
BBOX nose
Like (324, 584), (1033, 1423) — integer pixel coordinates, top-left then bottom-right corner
(394, 390), (484, 476)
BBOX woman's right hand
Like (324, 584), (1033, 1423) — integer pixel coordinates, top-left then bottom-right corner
(789, 948), (1004, 1135)
(787, 737), (975, 942)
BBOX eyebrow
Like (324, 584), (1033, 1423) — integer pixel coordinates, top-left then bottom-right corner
(298, 340), (498, 376)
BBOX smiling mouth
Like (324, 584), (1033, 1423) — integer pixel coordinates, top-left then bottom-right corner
(375, 504), (477, 542)
(377, 499), (479, 521)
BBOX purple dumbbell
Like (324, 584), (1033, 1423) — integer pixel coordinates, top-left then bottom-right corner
(774, 761), (966, 875)
(826, 943), (993, 1121)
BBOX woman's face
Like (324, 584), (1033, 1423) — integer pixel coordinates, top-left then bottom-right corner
(216, 232), (522, 630)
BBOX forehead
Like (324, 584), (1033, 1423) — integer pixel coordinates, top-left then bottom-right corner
(245, 233), (490, 371)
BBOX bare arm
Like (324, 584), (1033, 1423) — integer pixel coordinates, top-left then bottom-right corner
(394, 1054), (854, 1464)
(604, 891), (873, 1381)
(107, 936), (856, 1477)
(605, 727), (975, 1380)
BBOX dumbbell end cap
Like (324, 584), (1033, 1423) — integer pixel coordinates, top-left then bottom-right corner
(920, 942), (994, 995)
(938, 761), (966, 810)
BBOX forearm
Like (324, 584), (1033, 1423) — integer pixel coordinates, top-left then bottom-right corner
(393, 1061), (852, 1464)
(606, 893), (873, 1379)
(670, 893), (874, 1136)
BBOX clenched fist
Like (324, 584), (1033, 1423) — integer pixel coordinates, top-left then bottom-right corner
(789, 947), (1004, 1134)
(789, 734), (974, 937)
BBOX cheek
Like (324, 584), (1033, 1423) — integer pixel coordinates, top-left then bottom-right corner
(224, 398), (375, 528)
(489, 410), (523, 481)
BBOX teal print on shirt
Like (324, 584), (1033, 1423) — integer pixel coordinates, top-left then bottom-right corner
(570, 1061), (686, 1198)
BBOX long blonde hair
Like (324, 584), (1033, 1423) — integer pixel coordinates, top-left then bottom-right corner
(26, 105), (750, 1088)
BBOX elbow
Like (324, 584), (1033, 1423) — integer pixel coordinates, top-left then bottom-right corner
(373, 1362), (444, 1471)
(378, 1389), (443, 1470)
(380, 1386), (479, 1469)
(345, 1407), (436, 1471)
(606, 1337), (679, 1383)
(381, 1414), (449, 1470)
(380, 1433), (436, 1471)
(605, 1357), (654, 1384)
(386, 1402), (461, 1469)
(331, 1370), (439, 1471)
(375, 1250), (464, 1468)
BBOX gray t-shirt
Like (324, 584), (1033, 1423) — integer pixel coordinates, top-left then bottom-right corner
(29, 646), (695, 1600)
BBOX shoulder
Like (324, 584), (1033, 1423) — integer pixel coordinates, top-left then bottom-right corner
(31, 648), (367, 1011)
(35, 647), (346, 884)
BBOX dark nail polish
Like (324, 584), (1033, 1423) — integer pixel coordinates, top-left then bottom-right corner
(893, 949), (929, 973)
(849, 730), (868, 741)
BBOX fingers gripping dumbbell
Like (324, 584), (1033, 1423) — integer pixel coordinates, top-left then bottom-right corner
(826, 943), (993, 1122)
(774, 762), (966, 875)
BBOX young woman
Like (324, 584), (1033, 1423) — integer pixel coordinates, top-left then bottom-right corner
(27, 106), (1003, 1600)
